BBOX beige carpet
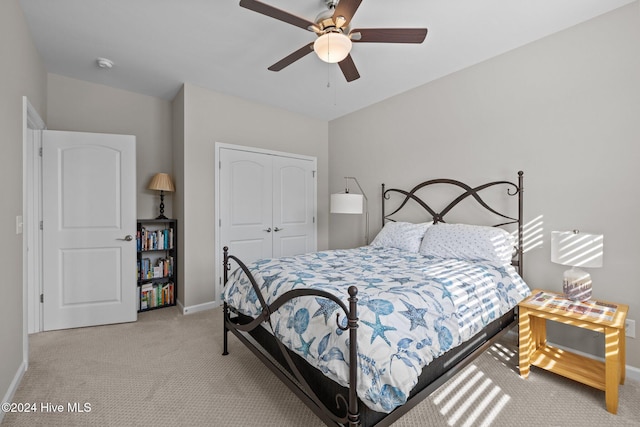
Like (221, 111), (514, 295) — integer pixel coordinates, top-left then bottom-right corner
(2, 306), (639, 426)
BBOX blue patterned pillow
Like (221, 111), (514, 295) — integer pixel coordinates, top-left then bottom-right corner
(371, 221), (431, 253)
(419, 223), (515, 265)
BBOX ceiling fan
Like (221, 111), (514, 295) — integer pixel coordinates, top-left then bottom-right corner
(239, 0), (428, 82)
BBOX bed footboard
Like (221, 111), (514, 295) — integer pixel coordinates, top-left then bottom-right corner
(222, 246), (361, 427)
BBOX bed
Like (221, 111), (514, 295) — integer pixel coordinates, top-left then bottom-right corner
(222, 171), (530, 426)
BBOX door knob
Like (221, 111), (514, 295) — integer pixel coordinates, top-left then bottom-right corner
(263, 227), (272, 233)
(119, 235), (134, 241)
(274, 227), (284, 232)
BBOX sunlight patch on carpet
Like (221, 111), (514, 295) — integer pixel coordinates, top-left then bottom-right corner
(432, 359), (511, 427)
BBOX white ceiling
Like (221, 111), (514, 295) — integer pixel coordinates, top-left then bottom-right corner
(19, 0), (635, 120)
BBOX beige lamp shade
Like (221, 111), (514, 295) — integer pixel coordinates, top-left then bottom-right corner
(148, 173), (175, 192)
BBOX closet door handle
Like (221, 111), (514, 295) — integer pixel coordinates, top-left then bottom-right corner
(274, 227), (283, 232)
(263, 227), (272, 233)
(118, 235), (134, 241)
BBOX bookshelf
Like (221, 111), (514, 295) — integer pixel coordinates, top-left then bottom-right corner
(136, 218), (177, 312)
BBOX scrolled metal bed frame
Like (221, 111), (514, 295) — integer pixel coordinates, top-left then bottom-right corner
(222, 171), (524, 426)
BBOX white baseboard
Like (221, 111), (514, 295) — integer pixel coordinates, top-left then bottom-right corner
(627, 365), (640, 382)
(1, 360), (27, 424)
(178, 299), (220, 315)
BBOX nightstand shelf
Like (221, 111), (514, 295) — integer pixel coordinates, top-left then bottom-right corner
(518, 289), (628, 414)
(530, 345), (606, 390)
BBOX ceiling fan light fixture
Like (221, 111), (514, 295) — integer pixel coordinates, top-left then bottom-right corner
(313, 32), (352, 63)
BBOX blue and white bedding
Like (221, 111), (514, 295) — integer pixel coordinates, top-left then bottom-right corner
(223, 246), (531, 413)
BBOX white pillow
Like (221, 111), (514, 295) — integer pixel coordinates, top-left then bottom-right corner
(371, 221), (431, 253)
(419, 223), (515, 265)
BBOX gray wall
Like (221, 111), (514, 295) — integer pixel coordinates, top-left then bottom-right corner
(177, 83), (329, 308)
(47, 74), (174, 219)
(0, 0), (47, 412)
(329, 3), (640, 369)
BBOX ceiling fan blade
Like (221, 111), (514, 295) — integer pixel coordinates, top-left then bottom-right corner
(239, 0), (316, 31)
(268, 43), (315, 71)
(338, 54), (360, 82)
(351, 28), (428, 43)
(333, 0), (363, 28)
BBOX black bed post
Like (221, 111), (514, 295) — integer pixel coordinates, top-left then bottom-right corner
(222, 246), (230, 356)
(381, 183), (386, 227)
(347, 286), (360, 427)
(517, 171), (524, 277)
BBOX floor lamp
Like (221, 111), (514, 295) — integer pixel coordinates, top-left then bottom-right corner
(330, 176), (369, 245)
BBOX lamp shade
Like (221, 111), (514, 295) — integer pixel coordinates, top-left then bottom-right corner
(314, 32), (352, 63)
(148, 173), (175, 192)
(551, 230), (603, 301)
(330, 193), (363, 214)
(550, 230), (603, 268)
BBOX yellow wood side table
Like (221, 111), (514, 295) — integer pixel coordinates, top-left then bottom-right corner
(518, 289), (628, 414)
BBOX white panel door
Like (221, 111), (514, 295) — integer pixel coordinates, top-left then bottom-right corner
(42, 130), (137, 331)
(219, 148), (273, 265)
(272, 156), (316, 258)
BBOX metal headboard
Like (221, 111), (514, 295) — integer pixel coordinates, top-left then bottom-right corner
(381, 171), (524, 276)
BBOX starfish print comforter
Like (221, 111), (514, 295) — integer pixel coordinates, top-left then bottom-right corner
(223, 246), (530, 413)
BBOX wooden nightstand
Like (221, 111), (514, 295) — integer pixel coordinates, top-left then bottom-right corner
(518, 289), (628, 414)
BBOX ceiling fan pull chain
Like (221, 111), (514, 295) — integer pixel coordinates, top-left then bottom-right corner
(330, 65), (337, 106)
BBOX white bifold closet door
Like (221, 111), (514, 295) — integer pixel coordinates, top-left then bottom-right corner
(219, 147), (317, 266)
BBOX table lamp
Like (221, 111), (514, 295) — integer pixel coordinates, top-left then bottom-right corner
(148, 173), (175, 219)
(550, 230), (603, 301)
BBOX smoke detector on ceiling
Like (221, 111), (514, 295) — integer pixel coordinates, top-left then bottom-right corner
(96, 57), (114, 69)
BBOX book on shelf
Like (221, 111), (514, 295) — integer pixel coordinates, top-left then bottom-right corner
(138, 257), (174, 281)
(139, 281), (175, 310)
(159, 257), (174, 277)
(137, 225), (174, 251)
(139, 258), (151, 280)
(140, 283), (153, 310)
